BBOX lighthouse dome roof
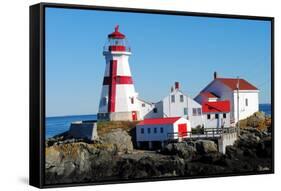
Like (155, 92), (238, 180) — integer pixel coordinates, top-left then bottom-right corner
(108, 25), (125, 39)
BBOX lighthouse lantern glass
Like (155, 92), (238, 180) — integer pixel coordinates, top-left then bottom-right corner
(103, 38), (131, 52)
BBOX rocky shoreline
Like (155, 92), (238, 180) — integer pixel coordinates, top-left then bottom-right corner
(45, 124), (272, 185)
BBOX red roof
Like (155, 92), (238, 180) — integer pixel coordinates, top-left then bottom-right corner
(137, 117), (181, 126)
(202, 101), (230, 113)
(108, 25), (125, 39)
(200, 92), (218, 98)
(216, 78), (258, 90)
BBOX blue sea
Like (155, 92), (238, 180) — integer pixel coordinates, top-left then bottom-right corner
(259, 103), (271, 116)
(46, 114), (97, 138)
(46, 104), (271, 138)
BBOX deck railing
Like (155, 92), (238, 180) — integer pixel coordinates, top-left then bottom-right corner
(167, 127), (238, 141)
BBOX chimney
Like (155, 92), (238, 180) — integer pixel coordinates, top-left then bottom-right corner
(175, 82), (179, 90)
(214, 71), (217, 79)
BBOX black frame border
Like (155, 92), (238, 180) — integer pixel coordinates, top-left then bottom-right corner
(29, 2), (275, 188)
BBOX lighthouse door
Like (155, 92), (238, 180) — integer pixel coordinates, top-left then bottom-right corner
(132, 111), (137, 121)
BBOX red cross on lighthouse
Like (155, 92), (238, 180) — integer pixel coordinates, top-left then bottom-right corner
(103, 60), (133, 112)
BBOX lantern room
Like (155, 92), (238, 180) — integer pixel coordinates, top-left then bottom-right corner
(103, 25), (131, 52)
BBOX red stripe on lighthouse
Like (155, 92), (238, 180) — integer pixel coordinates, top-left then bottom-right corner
(108, 60), (117, 112)
(103, 76), (133, 85)
(109, 45), (126, 51)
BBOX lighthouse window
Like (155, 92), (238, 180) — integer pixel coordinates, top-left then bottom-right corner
(153, 108), (158, 113)
(171, 95), (175, 103)
(245, 98), (248, 106)
(180, 95), (184, 102)
(102, 97), (107, 106)
(131, 97), (134, 104)
(142, 103), (145, 107)
(154, 127), (157, 133)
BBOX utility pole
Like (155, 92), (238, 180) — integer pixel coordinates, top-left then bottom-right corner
(236, 76), (240, 131)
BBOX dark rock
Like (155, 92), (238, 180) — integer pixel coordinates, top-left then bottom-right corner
(195, 140), (218, 154)
(257, 137), (272, 157)
(161, 142), (195, 160)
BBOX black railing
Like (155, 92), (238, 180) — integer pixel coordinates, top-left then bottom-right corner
(167, 127), (238, 141)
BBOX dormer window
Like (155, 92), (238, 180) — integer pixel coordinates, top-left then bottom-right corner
(180, 95), (184, 102)
(171, 95), (175, 103)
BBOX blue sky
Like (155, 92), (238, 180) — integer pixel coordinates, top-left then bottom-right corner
(45, 7), (271, 117)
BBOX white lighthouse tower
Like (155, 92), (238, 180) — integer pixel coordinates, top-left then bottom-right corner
(97, 25), (140, 121)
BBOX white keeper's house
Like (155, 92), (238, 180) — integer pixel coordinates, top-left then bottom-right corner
(142, 82), (204, 128)
(195, 72), (259, 124)
(136, 117), (191, 149)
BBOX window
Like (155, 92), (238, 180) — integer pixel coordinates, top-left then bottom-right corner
(171, 95), (175, 103)
(141, 128), (144, 134)
(102, 97), (107, 106)
(160, 127), (164, 133)
(131, 97), (134, 104)
(153, 108), (158, 113)
(180, 95), (184, 102)
(223, 113), (226, 118)
(215, 114), (219, 119)
(154, 127), (157, 133)
(207, 114), (211, 119)
(197, 108), (202, 115)
(147, 128), (151, 134)
(192, 108), (197, 116)
(245, 98), (248, 107)
(142, 103), (145, 107)
(184, 108), (188, 115)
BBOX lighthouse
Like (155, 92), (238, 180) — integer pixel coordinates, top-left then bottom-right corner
(97, 25), (140, 121)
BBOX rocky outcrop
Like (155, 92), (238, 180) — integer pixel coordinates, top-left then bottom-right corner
(239, 111), (271, 131)
(45, 127), (272, 185)
(100, 128), (133, 153)
(161, 142), (196, 161)
(195, 140), (218, 154)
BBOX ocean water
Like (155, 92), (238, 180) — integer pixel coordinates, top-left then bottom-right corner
(46, 114), (97, 138)
(259, 103), (271, 116)
(46, 104), (271, 138)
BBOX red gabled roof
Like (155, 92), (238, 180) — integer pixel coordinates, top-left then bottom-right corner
(202, 100), (230, 113)
(216, 78), (258, 90)
(200, 92), (218, 98)
(137, 117), (181, 126)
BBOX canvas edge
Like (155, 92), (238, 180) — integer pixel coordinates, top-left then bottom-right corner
(29, 2), (275, 189)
